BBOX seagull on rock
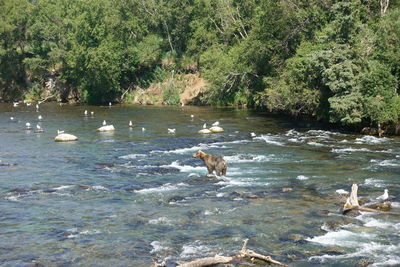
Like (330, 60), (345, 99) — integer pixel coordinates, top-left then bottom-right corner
(203, 123), (207, 129)
(212, 121), (219, 126)
(103, 120), (107, 126)
(376, 189), (389, 202)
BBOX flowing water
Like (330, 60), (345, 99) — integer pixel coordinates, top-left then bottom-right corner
(0, 103), (399, 267)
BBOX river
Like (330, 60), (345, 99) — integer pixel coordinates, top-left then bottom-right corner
(0, 103), (399, 266)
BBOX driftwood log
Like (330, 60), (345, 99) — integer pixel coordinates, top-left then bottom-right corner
(342, 184), (394, 214)
(152, 239), (287, 267)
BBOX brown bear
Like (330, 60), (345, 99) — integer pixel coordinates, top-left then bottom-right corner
(192, 150), (228, 176)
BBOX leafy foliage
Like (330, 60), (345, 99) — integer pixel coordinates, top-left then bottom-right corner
(1, 0), (400, 130)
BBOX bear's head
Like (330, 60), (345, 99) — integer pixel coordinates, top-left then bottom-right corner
(192, 150), (205, 159)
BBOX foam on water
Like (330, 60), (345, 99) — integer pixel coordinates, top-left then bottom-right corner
(134, 183), (188, 194)
(224, 154), (273, 163)
(254, 134), (285, 146)
(148, 217), (173, 225)
(364, 178), (386, 188)
(164, 160), (206, 172)
(355, 135), (390, 145)
(370, 159), (399, 167)
(331, 147), (372, 154)
(216, 177), (269, 188)
(307, 229), (376, 247)
(151, 143), (224, 155)
(118, 153), (147, 159)
(150, 241), (169, 254)
(180, 241), (212, 259)
(296, 175), (309, 180)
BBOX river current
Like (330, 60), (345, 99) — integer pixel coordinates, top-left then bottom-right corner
(0, 103), (399, 266)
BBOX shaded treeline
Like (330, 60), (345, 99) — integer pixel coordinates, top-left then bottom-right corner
(1, 0), (400, 130)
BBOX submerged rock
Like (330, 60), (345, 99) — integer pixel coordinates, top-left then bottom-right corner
(54, 133), (78, 142)
(97, 125), (115, 132)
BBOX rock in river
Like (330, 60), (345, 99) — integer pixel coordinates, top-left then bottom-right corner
(54, 133), (78, 142)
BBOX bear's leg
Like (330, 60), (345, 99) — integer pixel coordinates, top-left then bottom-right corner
(207, 166), (213, 175)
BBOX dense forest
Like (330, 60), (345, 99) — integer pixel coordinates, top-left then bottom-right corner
(1, 0), (400, 131)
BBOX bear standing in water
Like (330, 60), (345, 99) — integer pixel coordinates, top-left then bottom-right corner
(192, 150), (228, 176)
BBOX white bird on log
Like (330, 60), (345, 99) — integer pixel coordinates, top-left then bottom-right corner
(376, 189), (389, 201)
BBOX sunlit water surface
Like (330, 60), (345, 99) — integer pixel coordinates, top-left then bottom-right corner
(0, 103), (399, 266)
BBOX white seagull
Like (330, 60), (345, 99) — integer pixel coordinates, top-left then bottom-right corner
(250, 132), (256, 137)
(25, 122), (32, 130)
(190, 114), (194, 118)
(103, 120), (107, 126)
(91, 111), (94, 116)
(84, 110), (88, 116)
(142, 127), (146, 131)
(212, 121), (219, 126)
(10, 117), (14, 121)
(36, 104), (39, 110)
(376, 189), (389, 201)
(203, 123), (207, 129)
(129, 121), (133, 127)
(168, 128), (176, 134)
(109, 102), (112, 106)
(57, 130), (64, 134)
(13, 102), (19, 107)
(36, 124), (43, 132)
(38, 115), (43, 121)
